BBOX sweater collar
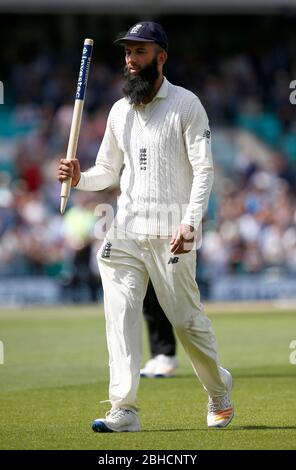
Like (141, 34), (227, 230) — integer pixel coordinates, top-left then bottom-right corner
(154, 76), (168, 100)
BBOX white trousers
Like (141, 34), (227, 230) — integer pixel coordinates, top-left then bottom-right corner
(97, 230), (228, 410)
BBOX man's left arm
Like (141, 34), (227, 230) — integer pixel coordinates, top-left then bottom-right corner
(170, 98), (214, 254)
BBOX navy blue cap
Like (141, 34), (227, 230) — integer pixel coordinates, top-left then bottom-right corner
(114, 21), (168, 52)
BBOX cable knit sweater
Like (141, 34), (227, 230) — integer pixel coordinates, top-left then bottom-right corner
(76, 77), (214, 239)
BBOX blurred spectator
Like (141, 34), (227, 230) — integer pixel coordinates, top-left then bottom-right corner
(1, 29), (296, 298)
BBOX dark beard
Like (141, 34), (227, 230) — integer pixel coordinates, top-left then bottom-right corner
(122, 58), (159, 105)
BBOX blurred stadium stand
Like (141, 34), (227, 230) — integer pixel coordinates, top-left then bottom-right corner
(1, 8), (296, 304)
(1, 0), (296, 13)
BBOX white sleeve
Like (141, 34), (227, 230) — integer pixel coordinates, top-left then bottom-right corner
(75, 106), (123, 192)
(181, 98), (214, 230)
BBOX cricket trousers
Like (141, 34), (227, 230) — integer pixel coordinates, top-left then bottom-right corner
(97, 230), (228, 411)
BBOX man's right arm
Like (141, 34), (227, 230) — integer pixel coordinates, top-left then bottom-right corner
(58, 107), (123, 192)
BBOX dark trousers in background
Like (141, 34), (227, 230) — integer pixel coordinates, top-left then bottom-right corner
(143, 280), (176, 357)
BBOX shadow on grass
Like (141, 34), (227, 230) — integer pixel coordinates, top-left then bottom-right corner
(154, 371), (296, 380)
(231, 425), (296, 431)
(141, 425), (296, 433)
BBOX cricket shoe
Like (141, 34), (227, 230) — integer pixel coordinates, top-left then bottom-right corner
(140, 354), (178, 378)
(207, 368), (234, 428)
(92, 408), (140, 433)
(140, 357), (158, 378)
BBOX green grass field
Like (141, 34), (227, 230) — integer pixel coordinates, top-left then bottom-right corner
(0, 303), (295, 450)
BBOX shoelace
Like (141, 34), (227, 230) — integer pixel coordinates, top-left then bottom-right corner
(208, 394), (232, 413)
(106, 408), (133, 420)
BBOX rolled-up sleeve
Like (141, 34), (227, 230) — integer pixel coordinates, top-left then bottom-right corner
(181, 98), (214, 230)
(75, 105), (123, 191)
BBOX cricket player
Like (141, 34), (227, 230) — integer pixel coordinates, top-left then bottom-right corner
(58, 21), (234, 432)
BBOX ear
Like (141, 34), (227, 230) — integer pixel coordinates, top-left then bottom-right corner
(158, 51), (168, 66)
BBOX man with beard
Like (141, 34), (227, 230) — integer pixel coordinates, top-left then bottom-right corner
(58, 21), (234, 432)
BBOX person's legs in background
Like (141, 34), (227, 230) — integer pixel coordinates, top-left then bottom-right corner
(141, 280), (178, 378)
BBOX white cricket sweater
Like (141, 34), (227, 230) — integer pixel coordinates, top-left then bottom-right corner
(76, 77), (214, 238)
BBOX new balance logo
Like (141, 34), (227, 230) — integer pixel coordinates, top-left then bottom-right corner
(101, 241), (112, 259)
(168, 257), (179, 264)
